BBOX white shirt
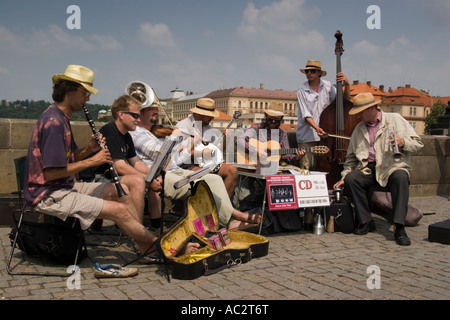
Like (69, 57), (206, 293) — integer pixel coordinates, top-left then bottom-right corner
(296, 78), (336, 143)
(130, 125), (164, 167)
(174, 115), (221, 169)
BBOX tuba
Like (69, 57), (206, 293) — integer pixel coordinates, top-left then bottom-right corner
(125, 81), (155, 109)
(125, 80), (174, 128)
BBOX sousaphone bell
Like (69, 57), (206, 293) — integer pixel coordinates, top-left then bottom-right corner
(125, 80), (155, 108)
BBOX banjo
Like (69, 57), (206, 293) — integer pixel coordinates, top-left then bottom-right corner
(194, 111), (241, 173)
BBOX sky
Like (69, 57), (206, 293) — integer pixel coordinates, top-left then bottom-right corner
(1, 0), (449, 106)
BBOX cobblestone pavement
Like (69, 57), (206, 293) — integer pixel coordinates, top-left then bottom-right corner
(1, 196), (449, 305)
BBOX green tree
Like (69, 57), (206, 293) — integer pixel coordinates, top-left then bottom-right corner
(424, 100), (447, 134)
(0, 99), (110, 121)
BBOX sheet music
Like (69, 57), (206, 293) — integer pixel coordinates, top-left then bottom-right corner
(173, 163), (216, 189)
(145, 136), (181, 183)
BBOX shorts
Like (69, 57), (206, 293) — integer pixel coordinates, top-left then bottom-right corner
(35, 182), (105, 230)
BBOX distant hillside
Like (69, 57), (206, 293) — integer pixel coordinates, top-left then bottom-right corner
(0, 99), (110, 121)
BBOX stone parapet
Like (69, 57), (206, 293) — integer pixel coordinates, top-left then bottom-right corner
(0, 118), (449, 196)
(0, 118), (101, 194)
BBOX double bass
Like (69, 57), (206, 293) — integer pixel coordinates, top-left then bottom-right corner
(316, 30), (359, 189)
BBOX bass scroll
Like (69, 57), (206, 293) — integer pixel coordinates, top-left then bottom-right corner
(82, 105), (128, 198)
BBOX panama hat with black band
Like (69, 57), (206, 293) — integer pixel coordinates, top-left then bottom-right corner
(300, 60), (327, 77)
(52, 65), (98, 95)
(190, 98), (219, 117)
(349, 92), (382, 115)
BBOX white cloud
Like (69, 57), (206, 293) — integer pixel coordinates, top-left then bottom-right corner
(139, 22), (175, 48)
(237, 0), (325, 57)
(0, 24), (122, 54)
(239, 0), (320, 35)
(89, 34), (122, 51)
(344, 35), (447, 95)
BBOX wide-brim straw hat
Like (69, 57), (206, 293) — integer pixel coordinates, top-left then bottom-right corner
(264, 102), (286, 117)
(52, 65), (98, 95)
(300, 60), (327, 77)
(190, 98), (219, 117)
(349, 92), (381, 115)
(125, 80), (154, 109)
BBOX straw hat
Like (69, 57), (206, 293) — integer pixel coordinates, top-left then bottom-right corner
(300, 60), (327, 77)
(349, 92), (381, 115)
(52, 65), (98, 95)
(190, 98), (219, 117)
(264, 102), (286, 117)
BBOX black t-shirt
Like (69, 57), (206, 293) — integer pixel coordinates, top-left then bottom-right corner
(84, 122), (137, 179)
(100, 122), (136, 160)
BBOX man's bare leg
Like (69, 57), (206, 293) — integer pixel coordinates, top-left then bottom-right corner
(98, 199), (157, 254)
(217, 163), (239, 198)
(115, 175), (146, 223)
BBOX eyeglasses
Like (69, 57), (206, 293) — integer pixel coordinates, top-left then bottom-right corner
(305, 69), (317, 74)
(122, 111), (140, 119)
(78, 87), (91, 98)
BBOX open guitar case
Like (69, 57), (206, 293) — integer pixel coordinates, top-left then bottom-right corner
(157, 180), (269, 280)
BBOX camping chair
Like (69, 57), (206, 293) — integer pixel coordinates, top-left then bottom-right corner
(6, 156), (87, 277)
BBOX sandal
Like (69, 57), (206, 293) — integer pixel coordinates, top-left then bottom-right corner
(93, 263), (139, 278)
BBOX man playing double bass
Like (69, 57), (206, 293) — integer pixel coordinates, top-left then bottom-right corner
(296, 60), (351, 170)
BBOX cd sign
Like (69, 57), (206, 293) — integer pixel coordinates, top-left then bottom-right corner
(298, 180), (312, 190)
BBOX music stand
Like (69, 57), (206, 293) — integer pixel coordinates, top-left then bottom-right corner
(145, 135), (181, 184)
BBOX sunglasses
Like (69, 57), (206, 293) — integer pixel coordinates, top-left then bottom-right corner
(122, 111), (140, 119)
(305, 69), (317, 74)
(267, 117), (282, 124)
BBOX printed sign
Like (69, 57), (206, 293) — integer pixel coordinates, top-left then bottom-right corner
(294, 174), (330, 208)
(266, 175), (298, 211)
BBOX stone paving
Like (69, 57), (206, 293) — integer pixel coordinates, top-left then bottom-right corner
(0, 196), (449, 303)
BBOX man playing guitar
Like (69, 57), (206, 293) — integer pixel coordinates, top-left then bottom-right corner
(237, 103), (307, 166)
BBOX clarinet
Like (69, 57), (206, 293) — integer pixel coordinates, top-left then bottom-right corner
(82, 105), (128, 198)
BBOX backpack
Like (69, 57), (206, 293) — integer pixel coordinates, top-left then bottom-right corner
(10, 217), (87, 265)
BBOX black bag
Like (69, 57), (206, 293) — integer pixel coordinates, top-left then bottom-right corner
(428, 219), (450, 245)
(324, 197), (355, 233)
(261, 209), (303, 235)
(10, 217), (87, 265)
(239, 189), (302, 235)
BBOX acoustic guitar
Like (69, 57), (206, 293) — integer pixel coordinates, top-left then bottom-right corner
(237, 138), (329, 165)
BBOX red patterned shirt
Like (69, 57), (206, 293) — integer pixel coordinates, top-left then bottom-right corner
(24, 105), (77, 207)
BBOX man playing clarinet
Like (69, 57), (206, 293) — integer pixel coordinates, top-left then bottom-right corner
(24, 65), (165, 269)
